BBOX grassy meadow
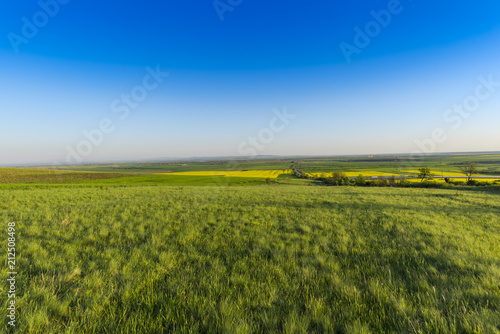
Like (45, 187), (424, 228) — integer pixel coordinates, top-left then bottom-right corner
(1, 154), (499, 333)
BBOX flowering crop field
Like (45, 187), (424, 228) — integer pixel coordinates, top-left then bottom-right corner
(306, 170), (494, 179)
(305, 171), (399, 178)
(161, 169), (293, 178)
(402, 170), (477, 177)
(404, 178), (500, 184)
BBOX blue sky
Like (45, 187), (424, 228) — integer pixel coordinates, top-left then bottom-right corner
(1, 0), (500, 164)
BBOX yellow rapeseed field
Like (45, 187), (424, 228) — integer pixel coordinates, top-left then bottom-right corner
(402, 170), (472, 177)
(405, 178), (500, 183)
(305, 171), (398, 178)
(161, 169), (293, 178)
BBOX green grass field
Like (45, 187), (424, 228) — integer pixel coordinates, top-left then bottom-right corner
(0, 168), (138, 184)
(1, 174), (499, 333)
(1, 155), (499, 332)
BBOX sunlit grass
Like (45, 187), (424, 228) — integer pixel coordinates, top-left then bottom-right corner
(1, 185), (499, 333)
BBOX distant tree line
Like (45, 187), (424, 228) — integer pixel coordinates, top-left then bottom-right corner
(299, 162), (499, 188)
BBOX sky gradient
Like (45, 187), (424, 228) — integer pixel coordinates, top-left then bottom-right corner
(1, 0), (500, 164)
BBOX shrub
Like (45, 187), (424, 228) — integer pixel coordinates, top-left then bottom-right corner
(375, 179), (388, 187)
(396, 177), (407, 186)
(467, 179), (478, 186)
(389, 176), (396, 186)
(355, 174), (366, 186)
(324, 171), (350, 186)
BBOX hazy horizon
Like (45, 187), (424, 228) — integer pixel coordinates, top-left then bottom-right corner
(4, 150), (500, 168)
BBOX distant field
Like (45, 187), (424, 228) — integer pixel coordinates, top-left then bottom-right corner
(84, 174), (271, 186)
(404, 178), (500, 184)
(0, 168), (292, 187)
(306, 171), (399, 178)
(1, 185), (499, 333)
(162, 169), (292, 178)
(401, 170), (462, 177)
(295, 153), (500, 176)
(45, 160), (293, 173)
(33, 153), (500, 178)
(0, 167), (137, 184)
(0, 173), (273, 188)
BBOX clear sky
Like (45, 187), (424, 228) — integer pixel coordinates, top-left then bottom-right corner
(1, 0), (500, 164)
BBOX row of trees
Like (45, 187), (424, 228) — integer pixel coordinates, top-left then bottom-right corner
(318, 172), (406, 187)
(310, 162), (484, 187)
(419, 162), (479, 182)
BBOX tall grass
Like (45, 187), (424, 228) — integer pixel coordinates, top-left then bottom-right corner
(1, 185), (499, 333)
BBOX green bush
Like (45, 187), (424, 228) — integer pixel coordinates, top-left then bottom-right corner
(323, 171), (350, 186)
(396, 177), (407, 186)
(374, 179), (388, 187)
(355, 174), (366, 186)
(389, 176), (396, 186)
